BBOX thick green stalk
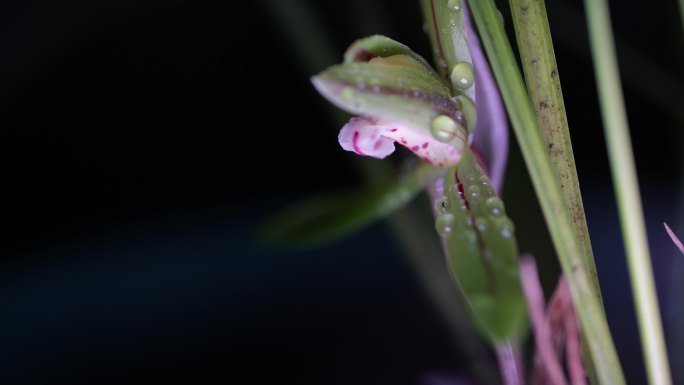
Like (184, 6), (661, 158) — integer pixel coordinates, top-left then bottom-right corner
(584, 1), (672, 384)
(508, 0), (601, 302)
(507, 2), (600, 382)
(465, 1), (625, 384)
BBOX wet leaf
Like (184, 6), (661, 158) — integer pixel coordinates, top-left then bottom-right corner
(263, 163), (440, 247)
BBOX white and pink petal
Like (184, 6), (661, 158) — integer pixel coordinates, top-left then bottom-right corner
(338, 116), (463, 167)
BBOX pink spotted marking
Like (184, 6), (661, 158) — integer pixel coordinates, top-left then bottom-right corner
(352, 131), (365, 155)
(411, 146), (419, 151)
(422, 142), (429, 149)
(390, 128), (398, 132)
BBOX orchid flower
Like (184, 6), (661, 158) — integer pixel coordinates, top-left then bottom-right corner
(312, 0), (508, 193)
(311, 0), (526, 350)
(310, 3), (539, 383)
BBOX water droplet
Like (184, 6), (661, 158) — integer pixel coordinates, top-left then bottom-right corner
(495, 218), (515, 238)
(454, 95), (476, 133)
(485, 197), (505, 217)
(340, 87), (355, 103)
(436, 213), (456, 235)
(450, 62), (474, 91)
(434, 196), (450, 214)
(467, 185), (481, 200)
(430, 115), (460, 142)
(475, 217), (488, 233)
(447, 0), (462, 12)
(479, 175), (489, 187)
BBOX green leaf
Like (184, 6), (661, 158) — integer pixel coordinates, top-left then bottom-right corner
(437, 151), (527, 342)
(263, 163), (440, 247)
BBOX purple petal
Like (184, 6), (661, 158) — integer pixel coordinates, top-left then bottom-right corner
(463, 2), (509, 195)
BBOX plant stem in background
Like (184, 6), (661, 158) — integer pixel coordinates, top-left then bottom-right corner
(508, 0), (601, 302)
(583, 0), (672, 384)
(466, 0), (625, 383)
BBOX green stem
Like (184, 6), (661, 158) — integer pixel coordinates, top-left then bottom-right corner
(508, 0), (601, 302)
(507, 1), (600, 382)
(466, 1), (625, 384)
(583, 1), (672, 384)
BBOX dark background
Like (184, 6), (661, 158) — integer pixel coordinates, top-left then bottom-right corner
(0, 0), (682, 384)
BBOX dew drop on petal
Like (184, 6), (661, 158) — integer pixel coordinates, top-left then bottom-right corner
(434, 196), (450, 214)
(340, 87), (355, 103)
(431, 115), (459, 142)
(436, 213), (456, 235)
(475, 217), (487, 233)
(467, 185), (481, 200)
(485, 196), (505, 217)
(447, 0), (462, 12)
(450, 62), (474, 91)
(495, 218), (516, 238)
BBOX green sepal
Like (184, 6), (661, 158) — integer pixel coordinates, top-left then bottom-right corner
(343, 35), (434, 71)
(438, 151), (527, 342)
(312, 54), (467, 143)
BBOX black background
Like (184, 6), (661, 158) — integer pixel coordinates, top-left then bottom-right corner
(0, 0), (682, 384)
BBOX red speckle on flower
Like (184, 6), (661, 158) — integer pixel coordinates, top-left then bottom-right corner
(400, 138), (407, 144)
(422, 142), (429, 149)
(352, 131), (365, 155)
(390, 128), (398, 132)
(411, 146), (419, 151)
(423, 158), (433, 165)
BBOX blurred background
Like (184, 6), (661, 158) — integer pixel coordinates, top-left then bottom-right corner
(0, 0), (682, 383)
